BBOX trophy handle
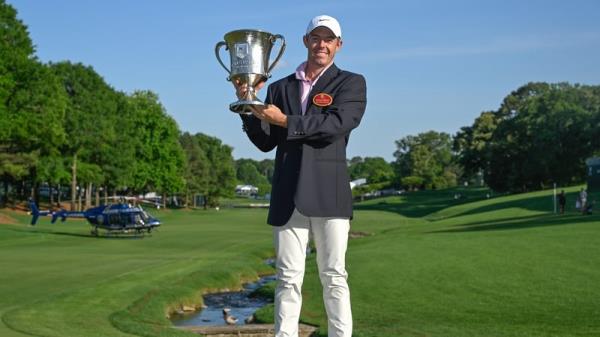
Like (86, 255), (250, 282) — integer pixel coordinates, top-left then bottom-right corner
(266, 34), (286, 77)
(215, 41), (231, 80)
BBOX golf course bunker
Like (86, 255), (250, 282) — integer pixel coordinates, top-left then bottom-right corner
(172, 274), (275, 327)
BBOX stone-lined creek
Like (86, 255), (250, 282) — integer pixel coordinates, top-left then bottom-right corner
(171, 274), (276, 327)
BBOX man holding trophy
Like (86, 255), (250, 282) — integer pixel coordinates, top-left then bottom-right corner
(219, 14), (367, 337)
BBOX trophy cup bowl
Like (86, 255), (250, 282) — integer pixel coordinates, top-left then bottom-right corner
(215, 29), (286, 114)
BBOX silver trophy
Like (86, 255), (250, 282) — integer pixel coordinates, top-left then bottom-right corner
(215, 29), (285, 114)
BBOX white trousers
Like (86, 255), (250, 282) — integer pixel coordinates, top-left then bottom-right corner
(273, 208), (352, 337)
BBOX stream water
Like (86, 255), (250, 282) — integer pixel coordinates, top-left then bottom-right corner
(171, 274), (276, 327)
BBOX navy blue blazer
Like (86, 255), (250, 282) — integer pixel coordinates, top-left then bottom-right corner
(241, 63), (367, 226)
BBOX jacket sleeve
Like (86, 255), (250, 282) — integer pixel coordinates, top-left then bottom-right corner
(240, 85), (280, 152)
(286, 74), (366, 143)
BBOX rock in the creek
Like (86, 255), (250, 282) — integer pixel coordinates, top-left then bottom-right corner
(182, 305), (196, 312)
(244, 314), (255, 324)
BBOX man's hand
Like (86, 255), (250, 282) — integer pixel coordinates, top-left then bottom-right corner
(251, 104), (288, 128)
(233, 79), (266, 99)
(232, 79), (286, 128)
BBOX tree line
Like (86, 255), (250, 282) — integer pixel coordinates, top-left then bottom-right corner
(455, 82), (600, 192)
(351, 82), (600, 194)
(0, 1), (255, 209)
(3, 1), (600, 209)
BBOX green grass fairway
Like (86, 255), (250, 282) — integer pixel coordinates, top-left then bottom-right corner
(0, 208), (274, 337)
(1, 186), (599, 337)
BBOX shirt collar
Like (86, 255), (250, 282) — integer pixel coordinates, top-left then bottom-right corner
(295, 61), (333, 83)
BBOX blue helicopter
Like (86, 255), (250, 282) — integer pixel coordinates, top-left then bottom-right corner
(29, 199), (161, 236)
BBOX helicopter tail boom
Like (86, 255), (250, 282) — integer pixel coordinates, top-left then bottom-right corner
(51, 210), (86, 223)
(28, 200), (51, 225)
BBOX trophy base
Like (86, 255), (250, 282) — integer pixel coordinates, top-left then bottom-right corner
(230, 99), (266, 115)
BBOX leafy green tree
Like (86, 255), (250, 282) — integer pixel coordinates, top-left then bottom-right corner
(0, 152), (35, 200)
(15, 63), (67, 201)
(235, 159), (270, 196)
(1, 3), (68, 203)
(127, 91), (184, 204)
(0, 0), (35, 143)
(257, 159), (275, 184)
(50, 61), (119, 209)
(347, 156), (363, 167)
(486, 83), (600, 191)
(2, 63), (67, 202)
(393, 131), (457, 189)
(36, 154), (69, 205)
(97, 91), (137, 199)
(236, 161), (262, 184)
(76, 162), (103, 208)
(453, 111), (498, 182)
(180, 132), (209, 207)
(454, 82), (600, 192)
(194, 133), (236, 207)
(348, 157), (394, 184)
(401, 176), (424, 191)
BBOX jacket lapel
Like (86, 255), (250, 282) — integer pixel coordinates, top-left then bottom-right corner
(306, 63), (339, 114)
(284, 76), (301, 116)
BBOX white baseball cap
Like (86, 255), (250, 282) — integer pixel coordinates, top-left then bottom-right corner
(306, 15), (342, 38)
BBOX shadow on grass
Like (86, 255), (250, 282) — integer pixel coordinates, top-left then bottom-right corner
(429, 213), (600, 233)
(354, 187), (494, 218)
(444, 191), (584, 220)
(3, 226), (148, 239)
(355, 188), (585, 220)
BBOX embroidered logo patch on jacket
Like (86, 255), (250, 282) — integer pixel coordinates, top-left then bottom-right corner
(313, 93), (333, 107)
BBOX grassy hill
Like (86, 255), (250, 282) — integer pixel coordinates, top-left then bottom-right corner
(1, 186), (599, 337)
(300, 186), (600, 336)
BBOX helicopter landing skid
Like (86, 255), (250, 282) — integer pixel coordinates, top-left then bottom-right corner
(90, 227), (155, 237)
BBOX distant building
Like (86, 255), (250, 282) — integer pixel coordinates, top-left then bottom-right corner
(235, 184), (258, 196)
(586, 158), (600, 192)
(350, 178), (367, 190)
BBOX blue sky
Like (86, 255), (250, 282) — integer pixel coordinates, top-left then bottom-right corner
(9, 0), (600, 161)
